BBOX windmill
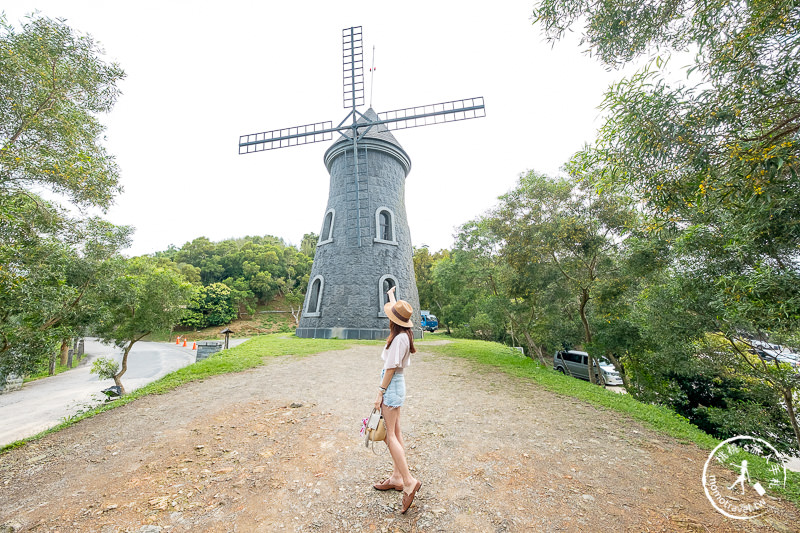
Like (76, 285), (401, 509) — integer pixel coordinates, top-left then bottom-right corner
(239, 26), (485, 340)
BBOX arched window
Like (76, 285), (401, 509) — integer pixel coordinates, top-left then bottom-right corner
(378, 275), (398, 316)
(304, 276), (324, 317)
(380, 211), (391, 241)
(318, 209), (335, 245)
(374, 207), (397, 245)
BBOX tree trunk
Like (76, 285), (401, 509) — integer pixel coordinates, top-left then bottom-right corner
(290, 305), (301, 327)
(522, 329), (548, 366)
(432, 299), (451, 334)
(578, 289), (596, 384)
(604, 351), (631, 390)
(48, 349), (57, 376)
(502, 309), (543, 365)
(783, 389), (800, 452)
(113, 342), (133, 395)
(59, 338), (70, 366)
(509, 321), (518, 350)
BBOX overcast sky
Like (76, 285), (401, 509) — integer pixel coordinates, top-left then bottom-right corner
(5, 1), (627, 256)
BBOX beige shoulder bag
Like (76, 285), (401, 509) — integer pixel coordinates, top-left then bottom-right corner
(364, 408), (387, 449)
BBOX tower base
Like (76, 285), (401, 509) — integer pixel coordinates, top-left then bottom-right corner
(295, 327), (422, 340)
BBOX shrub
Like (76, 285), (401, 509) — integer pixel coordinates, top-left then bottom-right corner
(90, 357), (119, 380)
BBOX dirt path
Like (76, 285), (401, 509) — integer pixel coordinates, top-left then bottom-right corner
(1, 342), (798, 532)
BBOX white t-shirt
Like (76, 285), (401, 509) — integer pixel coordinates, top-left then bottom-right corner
(381, 332), (411, 370)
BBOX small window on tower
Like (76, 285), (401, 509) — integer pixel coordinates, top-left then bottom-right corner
(374, 207), (397, 245)
(378, 275), (398, 316)
(319, 209), (335, 245)
(380, 211), (391, 240)
(304, 276), (324, 317)
(383, 278), (396, 303)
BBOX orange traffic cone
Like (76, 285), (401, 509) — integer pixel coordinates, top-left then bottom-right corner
(183, 338), (187, 347)
(175, 336), (180, 345)
(191, 342), (197, 350)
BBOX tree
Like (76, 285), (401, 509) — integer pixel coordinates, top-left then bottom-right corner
(201, 283), (237, 326)
(487, 170), (637, 382)
(532, 0), (800, 320)
(284, 289), (304, 327)
(170, 235), (313, 313)
(93, 257), (192, 394)
(178, 282), (237, 330)
(0, 13), (128, 381)
(413, 246), (449, 317)
(0, 13), (125, 209)
(300, 232), (318, 259)
(430, 249), (488, 337)
(0, 192), (131, 379)
(532, 0), (800, 446)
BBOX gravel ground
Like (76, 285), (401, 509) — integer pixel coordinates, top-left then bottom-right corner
(1, 341), (799, 532)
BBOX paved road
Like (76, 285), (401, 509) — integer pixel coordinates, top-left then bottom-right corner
(0, 338), (247, 447)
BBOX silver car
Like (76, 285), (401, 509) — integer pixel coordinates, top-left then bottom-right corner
(553, 350), (623, 386)
(757, 349), (800, 373)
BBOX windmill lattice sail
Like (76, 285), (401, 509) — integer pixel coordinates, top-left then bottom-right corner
(377, 98), (485, 131)
(238, 97), (484, 154)
(239, 121), (333, 155)
(342, 26), (365, 110)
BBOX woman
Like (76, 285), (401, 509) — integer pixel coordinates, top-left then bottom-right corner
(373, 286), (422, 514)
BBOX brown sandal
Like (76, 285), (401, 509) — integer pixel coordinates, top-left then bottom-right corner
(373, 478), (403, 491)
(401, 481), (422, 513)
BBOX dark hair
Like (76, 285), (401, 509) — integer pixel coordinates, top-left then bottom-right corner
(386, 320), (416, 353)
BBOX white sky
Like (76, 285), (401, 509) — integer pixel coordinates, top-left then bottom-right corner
(4, 1), (627, 256)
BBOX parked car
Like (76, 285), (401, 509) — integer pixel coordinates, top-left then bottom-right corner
(553, 349), (624, 386)
(756, 349), (800, 373)
(747, 338), (782, 351)
(420, 310), (438, 332)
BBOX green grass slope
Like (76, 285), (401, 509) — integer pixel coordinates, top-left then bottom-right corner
(426, 338), (799, 506)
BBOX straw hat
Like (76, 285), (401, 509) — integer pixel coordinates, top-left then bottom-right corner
(384, 299), (414, 328)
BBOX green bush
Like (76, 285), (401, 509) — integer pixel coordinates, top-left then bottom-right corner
(179, 282), (237, 329)
(89, 356), (119, 380)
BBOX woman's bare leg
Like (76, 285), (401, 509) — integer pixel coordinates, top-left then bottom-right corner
(381, 407), (403, 485)
(381, 406), (417, 492)
(393, 407), (405, 450)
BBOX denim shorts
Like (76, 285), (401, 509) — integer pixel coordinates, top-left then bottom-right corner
(381, 369), (406, 408)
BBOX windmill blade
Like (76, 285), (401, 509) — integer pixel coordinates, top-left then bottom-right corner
(376, 97), (485, 131)
(239, 120), (337, 154)
(342, 26), (365, 110)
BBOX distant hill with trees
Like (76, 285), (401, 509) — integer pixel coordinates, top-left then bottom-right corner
(153, 234), (317, 330)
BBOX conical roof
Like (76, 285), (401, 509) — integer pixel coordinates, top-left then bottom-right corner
(324, 107), (411, 175)
(330, 108), (404, 149)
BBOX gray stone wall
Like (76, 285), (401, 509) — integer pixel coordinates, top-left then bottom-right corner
(298, 132), (421, 339)
(196, 341), (223, 361)
(0, 374), (23, 395)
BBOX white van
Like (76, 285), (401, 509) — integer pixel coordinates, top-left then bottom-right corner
(553, 350), (623, 386)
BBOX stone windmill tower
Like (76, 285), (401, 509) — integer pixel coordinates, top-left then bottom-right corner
(239, 26), (485, 340)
